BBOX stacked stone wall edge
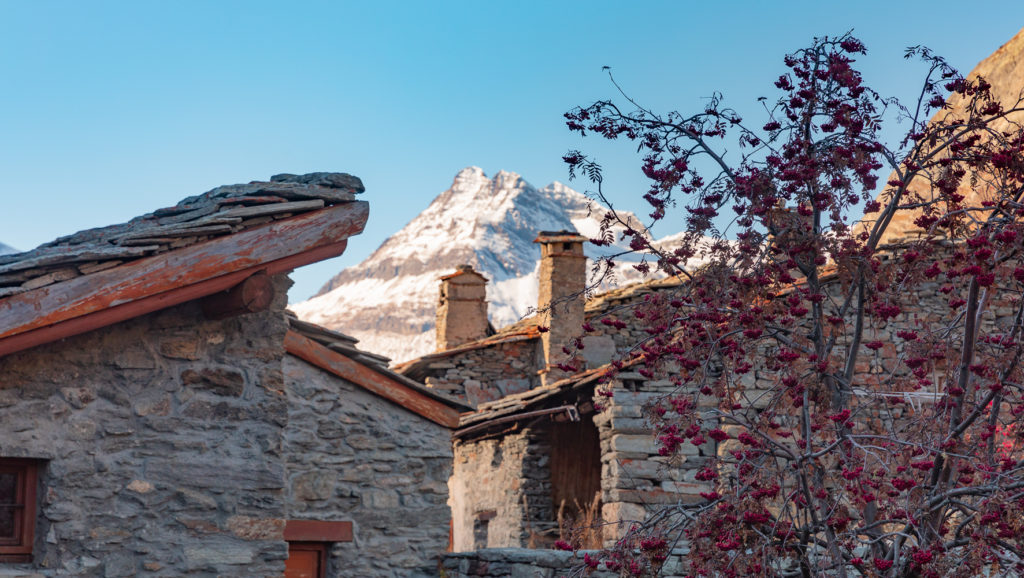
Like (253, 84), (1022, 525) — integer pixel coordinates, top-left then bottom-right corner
(0, 275), (294, 576)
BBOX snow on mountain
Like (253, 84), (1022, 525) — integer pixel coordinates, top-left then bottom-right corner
(291, 167), (663, 363)
(0, 242), (17, 256)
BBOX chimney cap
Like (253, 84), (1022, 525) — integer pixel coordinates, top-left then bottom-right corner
(439, 264), (487, 281)
(534, 230), (588, 244)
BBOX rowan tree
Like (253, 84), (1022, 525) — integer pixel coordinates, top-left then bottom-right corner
(563, 33), (1024, 577)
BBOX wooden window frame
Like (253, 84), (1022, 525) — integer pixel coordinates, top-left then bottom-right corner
(285, 542), (327, 578)
(284, 520), (352, 543)
(284, 520), (353, 578)
(0, 459), (38, 563)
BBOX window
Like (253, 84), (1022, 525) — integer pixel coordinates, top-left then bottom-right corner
(0, 459), (38, 563)
(285, 542), (327, 578)
(283, 520), (352, 578)
(472, 510), (496, 549)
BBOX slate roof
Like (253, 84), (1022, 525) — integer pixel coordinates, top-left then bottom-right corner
(0, 173), (363, 298)
(392, 323), (542, 377)
(0, 172), (369, 359)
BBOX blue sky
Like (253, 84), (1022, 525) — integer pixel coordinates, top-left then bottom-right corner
(1, 2), (1022, 301)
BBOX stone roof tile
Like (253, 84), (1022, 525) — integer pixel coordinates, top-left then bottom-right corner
(0, 173), (363, 297)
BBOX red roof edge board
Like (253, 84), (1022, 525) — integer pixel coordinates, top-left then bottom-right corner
(0, 202), (369, 358)
(284, 330), (462, 428)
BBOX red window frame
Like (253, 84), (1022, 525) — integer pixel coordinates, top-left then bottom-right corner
(285, 542), (327, 578)
(0, 459), (38, 563)
(283, 520), (353, 578)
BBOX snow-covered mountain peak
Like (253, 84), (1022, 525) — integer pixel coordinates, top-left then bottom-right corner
(492, 169), (524, 190)
(450, 165), (489, 191)
(541, 181), (575, 196)
(0, 242), (17, 256)
(292, 167), (670, 363)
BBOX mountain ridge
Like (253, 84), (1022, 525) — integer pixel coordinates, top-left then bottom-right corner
(292, 167), (659, 363)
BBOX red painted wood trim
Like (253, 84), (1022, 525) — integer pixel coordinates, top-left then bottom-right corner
(0, 240), (346, 358)
(285, 542), (327, 578)
(0, 202), (368, 358)
(0, 459), (37, 558)
(285, 331), (462, 428)
(284, 520), (353, 542)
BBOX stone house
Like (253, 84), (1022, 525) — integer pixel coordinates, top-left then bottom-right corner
(428, 33), (1024, 577)
(395, 231), (693, 553)
(398, 229), (1001, 571)
(283, 315), (470, 577)
(0, 173), (466, 577)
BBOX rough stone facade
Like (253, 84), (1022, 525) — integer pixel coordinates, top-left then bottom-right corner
(535, 232), (587, 384)
(449, 380), (715, 555)
(0, 172), (409, 577)
(445, 242), (1024, 572)
(436, 269), (709, 555)
(450, 430), (552, 552)
(421, 339), (539, 407)
(284, 355), (453, 577)
(440, 547), (691, 578)
(592, 378), (716, 545)
(436, 265), (490, 351)
(0, 276), (293, 576)
(579, 278), (687, 356)
(0, 273), (456, 576)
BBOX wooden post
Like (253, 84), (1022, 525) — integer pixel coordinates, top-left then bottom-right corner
(201, 272), (275, 320)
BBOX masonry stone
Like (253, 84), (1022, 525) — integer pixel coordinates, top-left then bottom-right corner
(436, 265), (490, 351)
(0, 276), (293, 576)
(535, 232), (587, 384)
(284, 355), (453, 577)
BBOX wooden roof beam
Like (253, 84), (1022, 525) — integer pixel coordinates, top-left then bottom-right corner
(284, 331), (462, 428)
(0, 202), (368, 358)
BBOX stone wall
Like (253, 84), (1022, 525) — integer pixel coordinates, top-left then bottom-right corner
(581, 271), (1013, 547)
(283, 356), (453, 577)
(450, 430), (553, 551)
(0, 276), (293, 576)
(440, 547), (691, 577)
(450, 375), (719, 554)
(436, 266), (489, 351)
(588, 256), (1024, 550)
(536, 234), (587, 384)
(591, 376), (717, 546)
(725, 273), (1022, 431)
(445, 246), (1024, 573)
(582, 281), (686, 357)
(423, 340), (540, 407)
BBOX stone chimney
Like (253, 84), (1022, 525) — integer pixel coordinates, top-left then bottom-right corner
(436, 265), (489, 351)
(535, 231), (587, 383)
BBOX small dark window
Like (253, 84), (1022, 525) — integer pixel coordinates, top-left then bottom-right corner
(473, 510), (496, 549)
(0, 459), (38, 563)
(562, 242), (573, 251)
